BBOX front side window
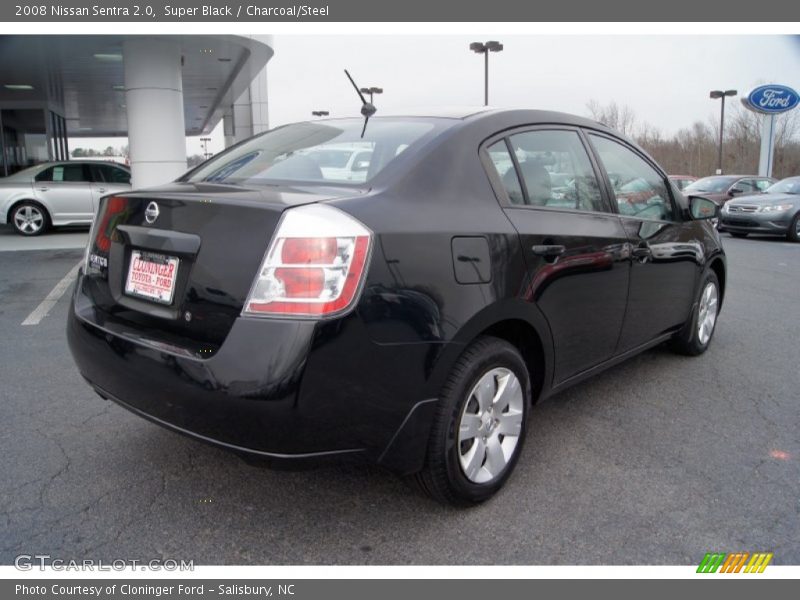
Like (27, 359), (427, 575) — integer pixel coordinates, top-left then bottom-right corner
(755, 178), (774, 191)
(735, 179), (758, 193)
(505, 130), (606, 212)
(183, 119), (440, 186)
(589, 134), (674, 221)
(35, 164), (87, 183)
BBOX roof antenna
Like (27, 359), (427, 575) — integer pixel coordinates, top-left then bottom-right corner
(344, 69), (376, 138)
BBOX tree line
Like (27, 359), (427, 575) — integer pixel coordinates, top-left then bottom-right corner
(71, 145), (128, 158)
(586, 100), (800, 179)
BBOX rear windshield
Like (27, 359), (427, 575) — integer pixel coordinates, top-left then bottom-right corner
(184, 118), (439, 186)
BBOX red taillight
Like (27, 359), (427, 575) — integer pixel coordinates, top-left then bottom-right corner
(274, 267), (325, 298)
(94, 196), (127, 253)
(243, 205), (372, 318)
(281, 237), (338, 264)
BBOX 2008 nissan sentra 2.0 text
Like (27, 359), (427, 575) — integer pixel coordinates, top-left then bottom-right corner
(67, 108), (726, 506)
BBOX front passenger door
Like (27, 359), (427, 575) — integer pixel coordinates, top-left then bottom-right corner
(587, 133), (699, 352)
(34, 163), (94, 223)
(90, 164), (132, 212)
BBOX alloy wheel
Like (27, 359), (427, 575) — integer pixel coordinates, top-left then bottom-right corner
(697, 281), (719, 345)
(457, 367), (524, 484)
(14, 205), (44, 235)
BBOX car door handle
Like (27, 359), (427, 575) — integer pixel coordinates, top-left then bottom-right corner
(532, 244), (566, 257)
(96, 187), (107, 193)
(37, 186), (49, 191)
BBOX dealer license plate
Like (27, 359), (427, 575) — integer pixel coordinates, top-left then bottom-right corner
(124, 250), (179, 305)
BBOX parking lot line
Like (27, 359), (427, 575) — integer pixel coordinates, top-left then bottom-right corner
(21, 261), (82, 326)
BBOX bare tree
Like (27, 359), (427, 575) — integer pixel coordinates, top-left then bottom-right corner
(586, 99), (800, 178)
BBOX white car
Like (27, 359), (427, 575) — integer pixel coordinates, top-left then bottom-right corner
(0, 161), (131, 236)
(300, 145), (374, 182)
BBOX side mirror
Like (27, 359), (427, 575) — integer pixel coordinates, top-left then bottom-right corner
(689, 196), (719, 220)
(352, 161), (369, 172)
(729, 187), (743, 196)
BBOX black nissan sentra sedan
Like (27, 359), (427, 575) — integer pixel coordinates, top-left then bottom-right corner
(67, 108), (726, 505)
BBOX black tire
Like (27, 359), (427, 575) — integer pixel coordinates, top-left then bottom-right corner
(414, 336), (531, 506)
(671, 270), (720, 356)
(10, 201), (50, 236)
(729, 232), (748, 239)
(787, 213), (800, 243)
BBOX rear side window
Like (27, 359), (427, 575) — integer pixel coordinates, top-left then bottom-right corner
(589, 134), (675, 221)
(487, 141), (524, 205)
(505, 130), (607, 212)
(96, 164), (131, 184)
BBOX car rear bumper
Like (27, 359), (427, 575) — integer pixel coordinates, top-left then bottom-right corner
(67, 270), (441, 473)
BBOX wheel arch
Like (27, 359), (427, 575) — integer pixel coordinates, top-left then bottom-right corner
(429, 300), (555, 405)
(7, 197), (51, 224)
(708, 255), (726, 310)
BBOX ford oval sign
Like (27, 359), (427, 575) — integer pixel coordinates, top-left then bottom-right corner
(744, 84), (799, 115)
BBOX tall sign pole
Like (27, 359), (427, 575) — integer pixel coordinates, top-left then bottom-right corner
(758, 114), (777, 177)
(741, 84), (799, 178)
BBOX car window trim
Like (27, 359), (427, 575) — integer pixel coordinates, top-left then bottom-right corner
(583, 129), (682, 223)
(479, 124), (616, 215)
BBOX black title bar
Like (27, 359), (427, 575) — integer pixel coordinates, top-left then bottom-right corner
(3, 0), (800, 22)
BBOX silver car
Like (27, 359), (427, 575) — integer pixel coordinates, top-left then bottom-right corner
(0, 161), (131, 236)
(720, 176), (800, 242)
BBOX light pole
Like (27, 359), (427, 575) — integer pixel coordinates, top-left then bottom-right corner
(199, 137), (212, 160)
(470, 40), (503, 106)
(709, 89), (737, 174)
(311, 110), (330, 117)
(359, 87), (383, 104)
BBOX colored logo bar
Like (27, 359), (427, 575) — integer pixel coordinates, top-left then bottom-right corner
(697, 552), (773, 573)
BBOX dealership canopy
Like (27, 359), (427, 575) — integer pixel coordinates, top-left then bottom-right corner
(0, 35), (273, 186)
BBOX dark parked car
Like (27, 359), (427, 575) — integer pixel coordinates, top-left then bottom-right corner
(720, 176), (800, 241)
(682, 174), (775, 206)
(668, 174), (697, 191)
(67, 109), (726, 505)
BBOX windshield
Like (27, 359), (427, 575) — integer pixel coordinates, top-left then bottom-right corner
(184, 118), (439, 186)
(683, 176), (737, 193)
(0, 164), (43, 181)
(765, 178), (800, 195)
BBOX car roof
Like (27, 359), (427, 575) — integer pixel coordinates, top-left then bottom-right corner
(697, 174), (766, 179)
(314, 106), (608, 127)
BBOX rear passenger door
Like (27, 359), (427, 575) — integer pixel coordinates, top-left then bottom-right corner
(89, 163), (132, 212)
(483, 127), (631, 384)
(33, 163), (94, 223)
(586, 132), (698, 351)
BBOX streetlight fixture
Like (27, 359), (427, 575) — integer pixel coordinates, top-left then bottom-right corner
(359, 87), (383, 103)
(709, 89), (737, 174)
(470, 40), (504, 106)
(311, 110), (330, 117)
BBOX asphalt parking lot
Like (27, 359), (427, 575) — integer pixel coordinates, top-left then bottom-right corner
(0, 229), (798, 565)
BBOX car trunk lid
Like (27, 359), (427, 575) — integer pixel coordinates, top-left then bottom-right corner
(80, 182), (358, 354)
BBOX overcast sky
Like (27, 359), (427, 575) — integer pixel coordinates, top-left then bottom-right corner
(82, 34), (800, 156)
